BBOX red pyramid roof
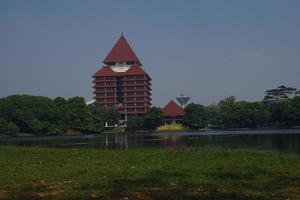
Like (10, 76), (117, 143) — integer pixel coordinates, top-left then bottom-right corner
(103, 35), (141, 64)
(162, 100), (185, 116)
(93, 66), (116, 77)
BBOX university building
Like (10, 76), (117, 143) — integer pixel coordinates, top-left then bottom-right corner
(93, 35), (152, 121)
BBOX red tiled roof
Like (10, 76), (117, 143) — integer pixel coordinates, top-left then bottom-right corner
(93, 66), (116, 77)
(162, 100), (185, 116)
(103, 35), (140, 64)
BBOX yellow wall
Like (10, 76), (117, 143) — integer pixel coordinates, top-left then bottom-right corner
(156, 124), (187, 131)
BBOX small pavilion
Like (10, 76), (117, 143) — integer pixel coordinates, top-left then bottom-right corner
(162, 100), (185, 125)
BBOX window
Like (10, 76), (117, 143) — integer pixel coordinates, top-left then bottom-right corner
(125, 81), (134, 85)
(126, 75), (134, 79)
(136, 81), (145, 84)
(107, 92), (115, 96)
(106, 82), (115, 85)
(106, 76), (115, 80)
(126, 92), (135, 95)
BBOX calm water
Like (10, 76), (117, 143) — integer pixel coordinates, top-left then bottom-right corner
(1, 129), (300, 156)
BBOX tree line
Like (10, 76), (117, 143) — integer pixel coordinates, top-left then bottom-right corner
(1, 85), (300, 136)
(127, 85), (300, 130)
(0, 95), (120, 136)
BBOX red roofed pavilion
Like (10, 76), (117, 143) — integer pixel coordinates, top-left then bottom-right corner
(93, 35), (151, 122)
(162, 100), (185, 125)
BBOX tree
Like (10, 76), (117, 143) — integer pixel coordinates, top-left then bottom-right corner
(263, 85), (297, 105)
(183, 103), (207, 128)
(126, 116), (144, 131)
(86, 104), (105, 132)
(66, 97), (88, 130)
(143, 107), (163, 130)
(0, 95), (68, 135)
(291, 96), (300, 125)
(216, 96), (239, 128)
(102, 108), (120, 126)
(0, 118), (19, 136)
(234, 101), (270, 128)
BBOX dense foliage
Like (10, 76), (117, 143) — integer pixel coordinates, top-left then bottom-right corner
(184, 86), (300, 129)
(143, 107), (163, 130)
(126, 116), (144, 131)
(0, 95), (119, 136)
(183, 103), (207, 128)
(1, 85), (300, 135)
(126, 107), (163, 131)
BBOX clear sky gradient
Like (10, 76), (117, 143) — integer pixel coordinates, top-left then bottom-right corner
(1, 0), (300, 106)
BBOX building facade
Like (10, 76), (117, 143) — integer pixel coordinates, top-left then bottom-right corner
(93, 35), (152, 121)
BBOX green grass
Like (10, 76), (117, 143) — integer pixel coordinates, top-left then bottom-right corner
(0, 147), (300, 200)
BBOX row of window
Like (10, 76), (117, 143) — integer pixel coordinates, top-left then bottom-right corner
(101, 104), (148, 111)
(95, 86), (150, 91)
(95, 81), (148, 85)
(97, 97), (149, 102)
(95, 91), (149, 97)
(124, 102), (148, 106)
(95, 75), (147, 81)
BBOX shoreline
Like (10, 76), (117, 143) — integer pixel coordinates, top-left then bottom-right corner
(1, 127), (300, 141)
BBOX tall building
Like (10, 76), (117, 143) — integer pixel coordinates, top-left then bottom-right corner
(93, 35), (152, 121)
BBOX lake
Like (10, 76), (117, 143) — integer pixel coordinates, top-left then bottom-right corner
(1, 128), (300, 156)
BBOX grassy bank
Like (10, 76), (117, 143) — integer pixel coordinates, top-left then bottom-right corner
(0, 147), (300, 200)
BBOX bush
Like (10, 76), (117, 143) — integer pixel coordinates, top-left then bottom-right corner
(126, 116), (144, 131)
(0, 118), (19, 136)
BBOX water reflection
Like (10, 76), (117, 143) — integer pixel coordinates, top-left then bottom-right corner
(0, 129), (300, 156)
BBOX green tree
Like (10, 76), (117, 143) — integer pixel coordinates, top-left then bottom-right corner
(0, 95), (68, 135)
(263, 85), (297, 105)
(215, 96), (239, 128)
(234, 101), (270, 128)
(268, 99), (298, 127)
(66, 97), (88, 130)
(291, 96), (300, 125)
(126, 116), (144, 131)
(183, 103), (207, 128)
(0, 118), (19, 136)
(143, 107), (163, 130)
(102, 108), (120, 126)
(86, 104), (105, 132)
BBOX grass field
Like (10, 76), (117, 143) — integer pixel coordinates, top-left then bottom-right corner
(0, 146), (300, 200)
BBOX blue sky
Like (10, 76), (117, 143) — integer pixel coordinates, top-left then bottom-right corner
(1, 0), (300, 106)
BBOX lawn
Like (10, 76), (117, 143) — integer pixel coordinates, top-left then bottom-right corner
(0, 146), (300, 200)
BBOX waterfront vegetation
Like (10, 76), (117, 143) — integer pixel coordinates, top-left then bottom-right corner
(1, 85), (300, 136)
(0, 95), (121, 136)
(0, 146), (299, 200)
